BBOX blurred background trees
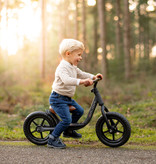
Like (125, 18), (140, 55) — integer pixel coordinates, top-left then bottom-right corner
(0, 0), (156, 142)
(0, 0), (156, 89)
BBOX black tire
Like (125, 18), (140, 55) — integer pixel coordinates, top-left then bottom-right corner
(96, 112), (131, 147)
(23, 111), (57, 145)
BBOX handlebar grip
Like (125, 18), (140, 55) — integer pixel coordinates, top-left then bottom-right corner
(93, 78), (102, 83)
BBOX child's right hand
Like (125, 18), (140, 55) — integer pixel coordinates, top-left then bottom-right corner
(80, 78), (93, 87)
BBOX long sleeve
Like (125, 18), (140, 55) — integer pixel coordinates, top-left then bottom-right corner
(58, 68), (79, 86)
(76, 67), (94, 80)
(52, 60), (94, 97)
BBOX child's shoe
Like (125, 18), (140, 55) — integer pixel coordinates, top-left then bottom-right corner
(47, 135), (66, 149)
(63, 130), (82, 139)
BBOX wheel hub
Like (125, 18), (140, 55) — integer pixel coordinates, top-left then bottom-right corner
(109, 126), (117, 134)
(36, 126), (43, 132)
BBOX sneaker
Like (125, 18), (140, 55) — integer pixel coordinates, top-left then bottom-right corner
(63, 130), (82, 139)
(47, 135), (66, 149)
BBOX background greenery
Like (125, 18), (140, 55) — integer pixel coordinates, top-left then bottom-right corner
(0, 0), (156, 146)
(0, 75), (156, 145)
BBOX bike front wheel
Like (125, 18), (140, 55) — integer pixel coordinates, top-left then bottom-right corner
(96, 112), (131, 147)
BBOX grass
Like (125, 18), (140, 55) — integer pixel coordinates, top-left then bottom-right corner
(0, 141), (155, 150)
(0, 75), (156, 148)
(0, 98), (156, 146)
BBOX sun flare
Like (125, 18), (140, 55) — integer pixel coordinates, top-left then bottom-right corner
(0, 0), (41, 56)
(150, 45), (156, 58)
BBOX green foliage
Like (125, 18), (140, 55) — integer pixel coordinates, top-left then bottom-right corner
(0, 127), (25, 140)
(13, 104), (46, 118)
(0, 75), (156, 146)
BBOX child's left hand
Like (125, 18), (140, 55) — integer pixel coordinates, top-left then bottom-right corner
(94, 73), (103, 80)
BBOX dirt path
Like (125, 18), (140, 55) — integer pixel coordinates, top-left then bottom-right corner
(0, 143), (156, 164)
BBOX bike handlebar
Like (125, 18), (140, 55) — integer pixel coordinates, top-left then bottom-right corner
(93, 78), (102, 83)
(93, 78), (102, 88)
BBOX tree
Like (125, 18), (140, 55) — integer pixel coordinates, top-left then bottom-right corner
(40, 0), (46, 79)
(0, 0), (2, 59)
(93, 3), (98, 70)
(82, 0), (87, 70)
(115, 0), (122, 59)
(3, 0), (8, 66)
(97, 0), (107, 86)
(75, 0), (79, 39)
(123, 0), (131, 79)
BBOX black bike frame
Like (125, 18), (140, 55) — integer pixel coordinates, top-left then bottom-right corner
(44, 79), (111, 132)
(68, 96), (98, 130)
(68, 81), (110, 130)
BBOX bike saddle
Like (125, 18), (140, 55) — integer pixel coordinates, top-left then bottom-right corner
(49, 105), (76, 115)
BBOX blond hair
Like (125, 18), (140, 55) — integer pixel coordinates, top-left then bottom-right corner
(59, 39), (85, 56)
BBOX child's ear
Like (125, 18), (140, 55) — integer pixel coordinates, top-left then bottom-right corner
(65, 51), (70, 57)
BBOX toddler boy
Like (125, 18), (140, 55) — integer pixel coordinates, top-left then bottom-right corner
(47, 39), (103, 148)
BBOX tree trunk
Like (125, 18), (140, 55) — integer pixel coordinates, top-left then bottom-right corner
(64, 0), (70, 38)
(75, 0), (79, 39)
(97, 0), (107, 86)
(115, 0), (122, 59)
(3, 0), (8, 66)
(145, 11), (150, 59)
(82, 0), (87, 71)
(0, 0), (2, 59)
(40, 0), (46, 79)
(137, 2), (141, 59)
(123, 0), (131, 80)
(93, 4), (98, 70)
(58, 3), (63, 42)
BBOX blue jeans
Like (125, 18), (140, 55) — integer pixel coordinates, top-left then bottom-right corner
(49, 91), (84, 138)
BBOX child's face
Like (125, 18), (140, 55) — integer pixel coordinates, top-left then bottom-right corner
(67, 49), (83, 66)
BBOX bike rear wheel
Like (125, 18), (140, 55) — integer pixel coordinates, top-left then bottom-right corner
(96, 112), (131, 147)
(23, 111), (56, 145)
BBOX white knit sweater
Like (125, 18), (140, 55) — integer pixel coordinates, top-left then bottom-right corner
(52, 60), (94, 97)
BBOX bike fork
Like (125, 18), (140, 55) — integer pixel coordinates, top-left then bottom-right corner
(101, 105), (112, 129)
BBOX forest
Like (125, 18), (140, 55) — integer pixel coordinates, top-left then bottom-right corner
(0, 0), (156, 145)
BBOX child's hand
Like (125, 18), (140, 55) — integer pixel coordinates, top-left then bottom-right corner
(93, 73), (103, 80)
(80, 78), (93, 87)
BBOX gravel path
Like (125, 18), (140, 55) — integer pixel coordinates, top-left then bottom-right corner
(0, 144), (156, 164)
